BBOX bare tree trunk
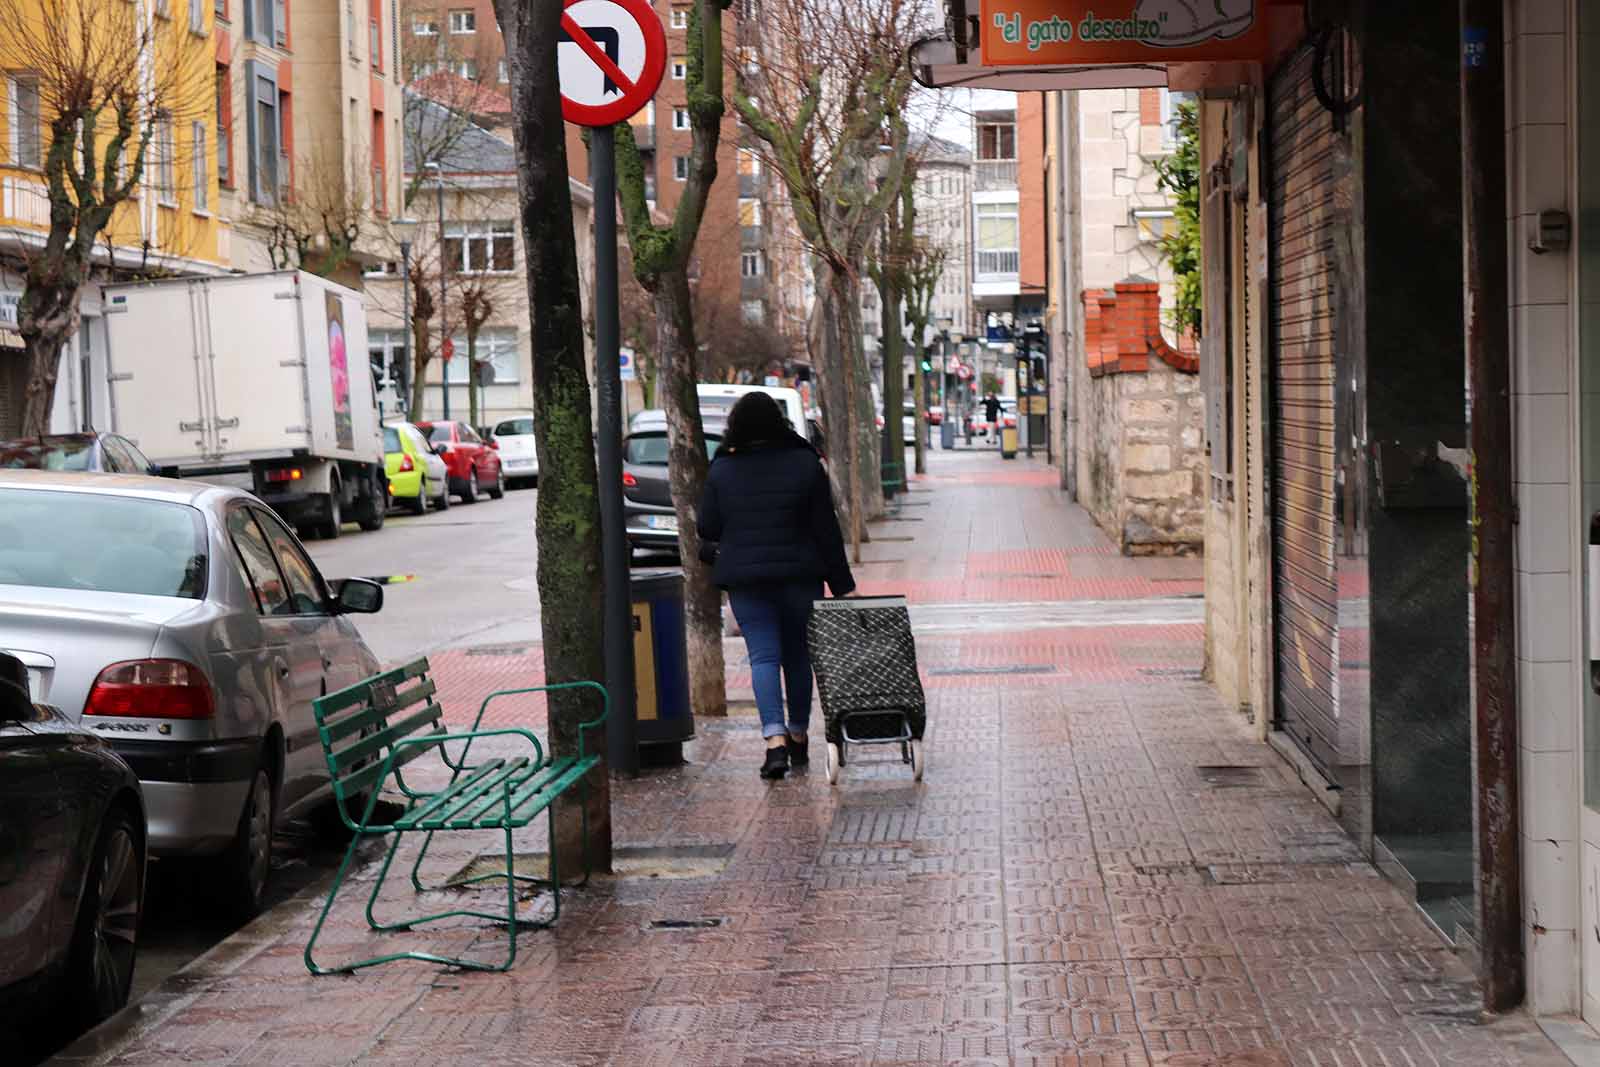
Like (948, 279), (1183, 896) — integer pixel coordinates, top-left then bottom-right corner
(654, 272), (726, 717)
(912, 356), (927, 475)
(466, 338), (480, 428)
(408, 323), (430, 422)
(17, 277), (81, 435)
(495, 0), (609, 872)
(879, 218), (905, 495)
(843, 272), (884, 525)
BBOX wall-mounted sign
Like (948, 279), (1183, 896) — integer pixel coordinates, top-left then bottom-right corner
(978, 0), (1267, 66)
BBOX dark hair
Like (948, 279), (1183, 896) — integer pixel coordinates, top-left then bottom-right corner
(719, 391), (793, 453)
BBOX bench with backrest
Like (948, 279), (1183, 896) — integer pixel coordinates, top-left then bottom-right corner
(302, 657), (607, 975)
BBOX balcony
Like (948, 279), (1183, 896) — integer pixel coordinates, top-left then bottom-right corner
(741, 225), (764, 249)
(627, 123), (654, 150)
(976, 249), (1019, 276)
(741, 273), (765, 298)
(738, 172), (761, 197)
(973, 159), (1018, 192)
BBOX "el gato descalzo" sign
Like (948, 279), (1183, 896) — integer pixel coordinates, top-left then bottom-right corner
(979, 0), (1266, 66)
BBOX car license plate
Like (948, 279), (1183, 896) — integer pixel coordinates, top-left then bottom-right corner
(646, 514), (678, 531)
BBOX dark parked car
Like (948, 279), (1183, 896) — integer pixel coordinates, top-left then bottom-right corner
(0, 433), (162, 476)
(417, 420), (505, 504)
(0, 652), (146, 1034)
(623, 424), (723, 553)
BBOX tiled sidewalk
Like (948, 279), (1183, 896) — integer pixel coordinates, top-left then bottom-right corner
(59, 453), (1568, 1067)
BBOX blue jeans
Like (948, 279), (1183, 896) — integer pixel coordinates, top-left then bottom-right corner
(729, 580), (822, 739)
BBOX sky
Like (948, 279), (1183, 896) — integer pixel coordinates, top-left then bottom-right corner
(915, 87), (1020, 150)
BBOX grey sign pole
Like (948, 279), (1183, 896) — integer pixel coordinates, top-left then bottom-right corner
(590, 125), (639, 775)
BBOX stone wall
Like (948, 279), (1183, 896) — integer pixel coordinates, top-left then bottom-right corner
(1076, 280), (1205, 554)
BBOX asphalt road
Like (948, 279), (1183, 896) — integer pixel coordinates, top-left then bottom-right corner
(305, 483), (544, 664)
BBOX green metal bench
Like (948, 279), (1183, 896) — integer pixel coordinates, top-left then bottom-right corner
(302, 658), (607, 975)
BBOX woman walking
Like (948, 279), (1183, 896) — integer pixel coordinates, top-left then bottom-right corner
(697, 392), (855, 779)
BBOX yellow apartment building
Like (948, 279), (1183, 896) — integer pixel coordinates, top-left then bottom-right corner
(0, 0), (227, 431)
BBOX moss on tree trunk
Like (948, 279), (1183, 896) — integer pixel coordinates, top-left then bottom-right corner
(494, 0), (610, 871)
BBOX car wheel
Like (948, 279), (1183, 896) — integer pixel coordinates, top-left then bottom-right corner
(215, 767), (274, 920)
(318, 484), (343, 540)
(64, 806), (143, 1029)
(461, 468), (479, 504)
(408, 482), (428, 515)
(488, 465), (505, 500)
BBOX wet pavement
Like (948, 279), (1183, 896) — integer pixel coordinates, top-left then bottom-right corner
(50, 452), (1570, 1066)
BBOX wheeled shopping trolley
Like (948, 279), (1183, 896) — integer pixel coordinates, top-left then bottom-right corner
(807, 596), (926, 784)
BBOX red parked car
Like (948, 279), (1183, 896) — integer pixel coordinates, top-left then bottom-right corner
(417, 420), (505, 503)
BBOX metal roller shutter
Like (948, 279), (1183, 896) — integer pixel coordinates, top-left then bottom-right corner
(1268, 46), (1341, 774)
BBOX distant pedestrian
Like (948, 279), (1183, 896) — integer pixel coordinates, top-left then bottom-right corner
(983, 393), (1002, 443)
(697, 392), (856, 780)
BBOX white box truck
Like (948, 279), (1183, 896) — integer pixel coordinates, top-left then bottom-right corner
(99, 270), (387, 538)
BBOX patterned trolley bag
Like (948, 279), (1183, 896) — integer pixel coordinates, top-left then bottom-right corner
(806, 595), (926, 783)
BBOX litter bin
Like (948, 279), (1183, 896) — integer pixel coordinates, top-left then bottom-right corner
(629, 567), (694, 767)
(940, 418), (956, 450)
(1000, 425), (1019, 459)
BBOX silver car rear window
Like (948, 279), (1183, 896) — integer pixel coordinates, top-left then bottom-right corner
(0, 488), (207, 599)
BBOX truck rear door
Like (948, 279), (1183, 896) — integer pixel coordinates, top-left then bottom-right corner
(103, 281), (210, 462)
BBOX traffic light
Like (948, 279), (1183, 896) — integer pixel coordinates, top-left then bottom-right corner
(920, 358), (932, 372)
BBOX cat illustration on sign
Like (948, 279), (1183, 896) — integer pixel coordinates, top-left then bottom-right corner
(1131, 0), (1255, 47)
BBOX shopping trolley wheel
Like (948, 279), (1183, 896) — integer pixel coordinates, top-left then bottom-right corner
(910, 740), (924, 781)
(825, 743), (842, 785)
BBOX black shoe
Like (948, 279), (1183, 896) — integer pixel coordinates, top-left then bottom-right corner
(785, 734), (810, 766)
(760, 745), (789, 780)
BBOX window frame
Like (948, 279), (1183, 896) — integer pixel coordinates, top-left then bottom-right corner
(226, 505), (293, 616)
(7, 76), (42, 170)
(252, 506), (331, 615)
(192, 121), (209, 212)
(448, 7), (475, 32)
(672, 107), (690, 130)
(670, 6), (688, 27)
(673, 155), (689, 181)
(443, 220), (516, 273)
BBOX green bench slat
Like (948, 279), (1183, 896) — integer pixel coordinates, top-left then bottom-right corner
(437, 757), (580, 830)
(442, 755), (598, 830)
(337, 732), (444, 799)
(397, 757), (530, 829)
(330, 704), (445, 772)
(497, 756), (598, 827)
(315, 658), (430, 717)
(321, 679), (438, 744)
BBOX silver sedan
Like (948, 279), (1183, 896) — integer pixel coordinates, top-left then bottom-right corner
(0, 470), (385, 918)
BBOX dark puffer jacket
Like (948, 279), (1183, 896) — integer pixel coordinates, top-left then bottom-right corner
(696, 434), (855, 596)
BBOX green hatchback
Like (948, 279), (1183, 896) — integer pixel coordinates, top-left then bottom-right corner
(383, 422), (450, 514)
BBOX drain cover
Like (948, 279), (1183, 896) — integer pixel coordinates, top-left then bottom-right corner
(929, 665), (1056, 676)
(1196, 765), (1266, 788)
(465, 645), (530, 657)
(648, 917), (724, 930)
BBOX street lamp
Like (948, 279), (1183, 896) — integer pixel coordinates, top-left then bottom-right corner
(391, 216), (421, 419)
(426, 160), (450, 420)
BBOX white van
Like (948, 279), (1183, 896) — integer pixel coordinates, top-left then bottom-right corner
(696, 383), (807, 436)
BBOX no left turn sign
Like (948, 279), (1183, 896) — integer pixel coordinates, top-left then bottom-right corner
(558, 0), (666, 127)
